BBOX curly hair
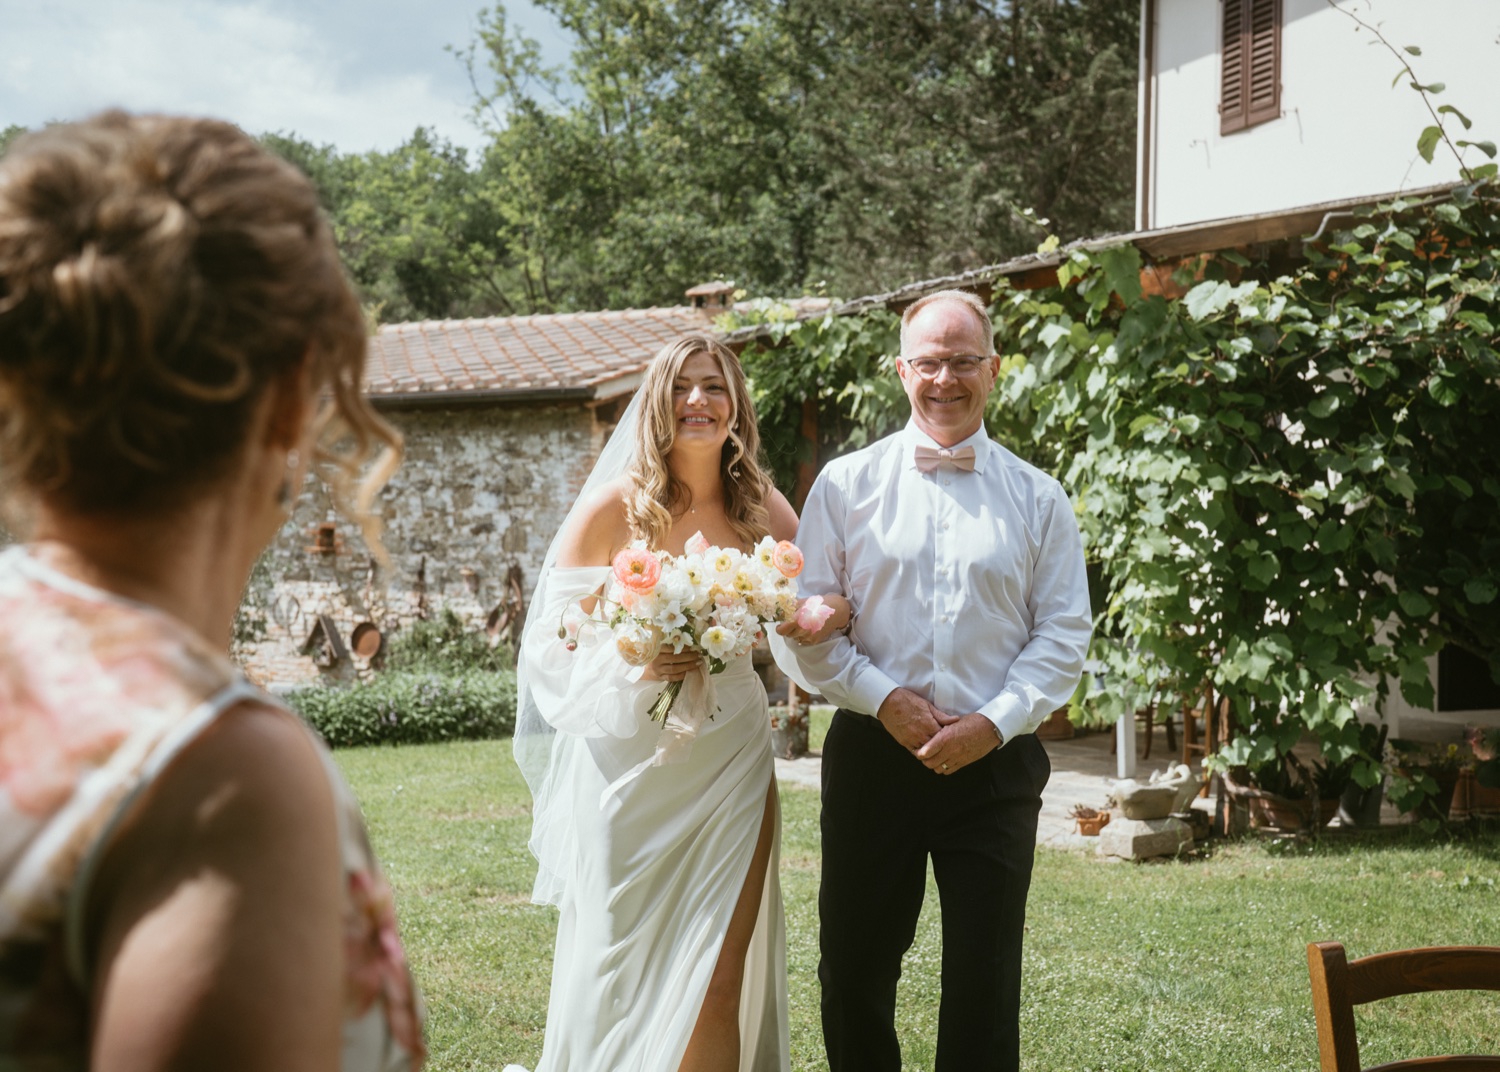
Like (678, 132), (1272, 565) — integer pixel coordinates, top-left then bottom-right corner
(623, 334), (773, 550)
(0, 111), (400, 546)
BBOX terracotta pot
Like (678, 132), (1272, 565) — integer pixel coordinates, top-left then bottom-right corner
(1225, 777), (1336, 832)
(1036, 707), (1076, 741)
(1449, 768), (1500, 821)
(1075, 812), (1110, 836)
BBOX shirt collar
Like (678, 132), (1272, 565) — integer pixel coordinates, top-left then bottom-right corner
(902, 420), (993, 475)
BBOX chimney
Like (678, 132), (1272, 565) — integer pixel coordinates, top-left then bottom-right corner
(685, 281), (736, 312)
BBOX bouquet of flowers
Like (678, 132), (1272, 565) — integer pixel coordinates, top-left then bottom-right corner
(559, 531), (834, 722)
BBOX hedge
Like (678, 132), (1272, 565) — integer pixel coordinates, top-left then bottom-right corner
(287, 669), (517, 748)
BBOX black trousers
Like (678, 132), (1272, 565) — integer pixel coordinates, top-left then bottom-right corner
(819, 709), (1050, 1072)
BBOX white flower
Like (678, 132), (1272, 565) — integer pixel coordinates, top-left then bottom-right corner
(700, 625), (737, 660)
(709, 548), (738, 579)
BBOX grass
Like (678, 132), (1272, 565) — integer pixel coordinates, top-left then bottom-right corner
(336, 738), (1500, 1072)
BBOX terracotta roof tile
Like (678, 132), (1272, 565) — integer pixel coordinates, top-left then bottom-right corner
(365, 306), (719, 399)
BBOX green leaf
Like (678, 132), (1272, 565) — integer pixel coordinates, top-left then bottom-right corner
(1403, 45), (1422, 56)
(1184, 280), (1232, 321)
(1456, 310), (1495, 334)
(1398, 590), (1432, 617)
(1428, 374), (1461, 406)
(1384, 469), (1417, 500)
(1411, 81), (1446, 95)
(1416, 125), (1442, 163)
(1308, 393), (1340, 418)
(1098, 245), (1143, 306)
(1458, 139), (1498, 159)
(1438, 104), (1472, 130)
(1245, 552), (1280, 587)
(1446, 475), (1474, 498)
(1472, 162), (1499, 179)
(1465, 578), (1498, 605)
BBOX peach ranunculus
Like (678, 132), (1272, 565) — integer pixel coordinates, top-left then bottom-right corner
(795, 595), (836, 632)
(612, 546), (662, 594)
(684, 531), (711, 556)
(615, 622), (664, 667)
(772, 541), (804, 579)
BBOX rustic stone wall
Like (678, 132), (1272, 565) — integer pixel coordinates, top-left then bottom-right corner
(234, 399), (616, 689)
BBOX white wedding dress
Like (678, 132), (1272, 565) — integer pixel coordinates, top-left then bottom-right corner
(514, 565), (790, 1072)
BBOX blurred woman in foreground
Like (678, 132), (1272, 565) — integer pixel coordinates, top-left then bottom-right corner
(0, 112), (422, 1070)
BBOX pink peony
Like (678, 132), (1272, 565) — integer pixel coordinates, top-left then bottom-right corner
(685, 530), (711, 556)
(612, 547), (662, 593)
(773, 541), (804, 579)
(795, 595), (836, 632)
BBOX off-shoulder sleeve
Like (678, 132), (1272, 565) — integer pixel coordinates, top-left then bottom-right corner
(519, 566), (657, 738)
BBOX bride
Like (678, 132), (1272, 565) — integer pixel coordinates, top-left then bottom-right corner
(513, 334), (846, 1071)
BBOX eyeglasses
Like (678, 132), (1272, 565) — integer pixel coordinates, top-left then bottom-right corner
(903, 355), (990, 379)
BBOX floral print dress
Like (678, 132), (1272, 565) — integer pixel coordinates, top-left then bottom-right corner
(0, 547), (424, 1070)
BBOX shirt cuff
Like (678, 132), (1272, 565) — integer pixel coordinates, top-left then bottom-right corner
(979, 692), (1029, 746)
(850, 665), (902, 718)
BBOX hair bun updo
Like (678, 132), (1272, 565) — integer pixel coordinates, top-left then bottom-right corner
(0, 110), (394, 526)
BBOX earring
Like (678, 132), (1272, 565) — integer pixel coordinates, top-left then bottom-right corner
(276, 449), (300, 510)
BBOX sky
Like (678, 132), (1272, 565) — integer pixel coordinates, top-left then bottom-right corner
(0, 0), (572, 155)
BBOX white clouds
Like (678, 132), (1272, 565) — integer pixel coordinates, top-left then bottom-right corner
(0, 0), (568, 153)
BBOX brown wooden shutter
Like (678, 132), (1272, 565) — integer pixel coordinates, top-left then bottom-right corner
(1220, 0), (1281, 135)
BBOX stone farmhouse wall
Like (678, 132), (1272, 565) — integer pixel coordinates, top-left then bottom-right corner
(233, 399), (616, 690)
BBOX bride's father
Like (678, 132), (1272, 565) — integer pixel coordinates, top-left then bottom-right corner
(774, 289), (1092, 1072)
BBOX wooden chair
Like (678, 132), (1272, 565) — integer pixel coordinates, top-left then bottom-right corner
(1307, 941), (1500, 1071)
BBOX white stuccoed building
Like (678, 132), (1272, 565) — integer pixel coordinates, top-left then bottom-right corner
(1136, 0), (1500, 231)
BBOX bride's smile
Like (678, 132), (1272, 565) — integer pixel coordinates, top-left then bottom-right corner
(672, 351), (733, 447)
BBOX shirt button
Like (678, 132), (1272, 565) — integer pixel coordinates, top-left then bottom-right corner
(942, 521), (951, 530)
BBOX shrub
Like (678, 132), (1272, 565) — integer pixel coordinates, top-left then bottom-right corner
(288, 669), (517, 748)
(383, 608), (513, 674)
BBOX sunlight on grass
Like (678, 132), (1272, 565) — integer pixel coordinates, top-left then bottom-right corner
(338, 739), (1500, 1072)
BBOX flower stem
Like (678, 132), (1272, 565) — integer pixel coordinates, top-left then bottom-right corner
(649, 679), (684, 723)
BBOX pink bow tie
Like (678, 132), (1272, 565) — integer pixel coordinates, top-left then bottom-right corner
(914, 445), (977, 473)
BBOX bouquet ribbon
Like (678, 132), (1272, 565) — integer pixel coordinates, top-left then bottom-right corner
(600, 662), (718, 806)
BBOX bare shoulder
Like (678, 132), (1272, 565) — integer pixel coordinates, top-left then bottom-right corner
(766, 488), (800, 542)
(555, 477), (633, 567)
(89, 700), (344, 1070)
(90, 700), (339, 942)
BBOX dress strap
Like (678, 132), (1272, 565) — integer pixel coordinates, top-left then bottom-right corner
(62, 678), (272, 987)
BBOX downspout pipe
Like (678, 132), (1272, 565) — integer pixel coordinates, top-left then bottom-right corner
(1136, 0), (1158, 231)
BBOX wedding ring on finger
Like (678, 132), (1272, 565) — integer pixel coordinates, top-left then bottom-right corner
(940, 762), (949, 771)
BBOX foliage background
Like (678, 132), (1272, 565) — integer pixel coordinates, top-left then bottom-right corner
(252, 0), (1138, 322)
(734, 184), (1500, 804)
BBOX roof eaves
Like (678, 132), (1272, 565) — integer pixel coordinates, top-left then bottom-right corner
(721, 181), (1468, 345)
(368, 385), (596, 408)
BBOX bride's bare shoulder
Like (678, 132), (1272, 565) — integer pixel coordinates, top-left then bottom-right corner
(556, 478), (633, 566)
(766, 487), (799, 543)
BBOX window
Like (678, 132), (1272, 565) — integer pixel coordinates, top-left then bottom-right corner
(1220, 0), (1282, 135)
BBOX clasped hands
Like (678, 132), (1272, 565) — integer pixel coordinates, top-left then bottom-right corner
(877, 687), (1000, 775)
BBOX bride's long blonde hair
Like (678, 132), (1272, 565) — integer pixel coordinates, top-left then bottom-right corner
(624, 334), (773, 550)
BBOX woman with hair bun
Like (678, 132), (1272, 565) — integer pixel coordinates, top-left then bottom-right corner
(513, 335), (848, 1071)
(0, 112), (422, 1070)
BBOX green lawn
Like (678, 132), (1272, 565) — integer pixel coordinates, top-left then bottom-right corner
(336, 739), (1500, 1072)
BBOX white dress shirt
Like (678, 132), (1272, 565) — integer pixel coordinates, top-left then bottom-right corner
(774, 420), (1093, 744)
